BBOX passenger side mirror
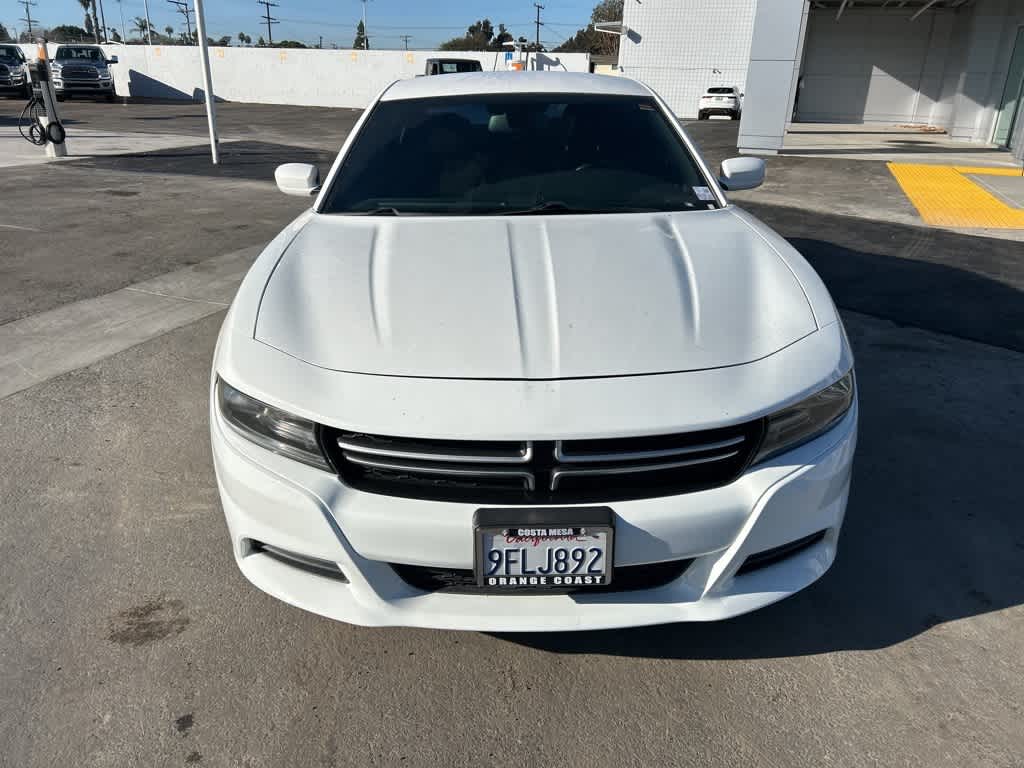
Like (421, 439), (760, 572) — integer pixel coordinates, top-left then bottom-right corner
(108, 55), (118, 65)
(718, 157), (765, 191)
(275, 163), (321, 197)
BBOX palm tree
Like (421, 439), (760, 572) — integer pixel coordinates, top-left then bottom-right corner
(164, 25), (174, 41)
(77, 0), (101, 43)
(133, 16), (154, 43)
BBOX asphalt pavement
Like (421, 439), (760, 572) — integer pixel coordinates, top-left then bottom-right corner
(1, 100), (1022, 768)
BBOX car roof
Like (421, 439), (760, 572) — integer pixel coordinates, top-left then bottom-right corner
(381, 71), (652, 101)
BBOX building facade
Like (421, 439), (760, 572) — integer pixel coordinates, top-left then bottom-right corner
(617, 0), (1024, 163)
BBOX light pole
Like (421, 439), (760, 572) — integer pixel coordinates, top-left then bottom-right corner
(116, 0), (127, 43)
(193, 0), (219, 164)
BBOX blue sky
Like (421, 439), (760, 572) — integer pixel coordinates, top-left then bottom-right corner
(7, 0), (596, 49)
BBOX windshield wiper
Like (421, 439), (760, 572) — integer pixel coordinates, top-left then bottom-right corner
(502, 201), (594, 216)
(359, 206), (403, 216)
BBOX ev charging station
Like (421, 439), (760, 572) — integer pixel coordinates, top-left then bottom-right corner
(22, 42), (68, 158)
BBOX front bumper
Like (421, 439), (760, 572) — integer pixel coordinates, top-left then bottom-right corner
(211, 393), (857, 632)
(54, 79), (114, 94)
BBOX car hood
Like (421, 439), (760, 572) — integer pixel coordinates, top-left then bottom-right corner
(254, 209), (817, 380)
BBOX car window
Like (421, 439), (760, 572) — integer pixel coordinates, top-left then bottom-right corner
(320, 93), (717, 215)
(0, 45), (24, 60)
(707, 87), (734, 95)
(56, 47), (104, 61)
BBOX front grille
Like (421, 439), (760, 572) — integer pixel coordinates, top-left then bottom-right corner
(62, 65), (99, 80)
(391, 558), (694, 594)
(320, 421), (764, 504)
(0, 64), (9, 76)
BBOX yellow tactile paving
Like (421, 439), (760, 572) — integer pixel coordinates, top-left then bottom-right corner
(888, 163), (1024, 229)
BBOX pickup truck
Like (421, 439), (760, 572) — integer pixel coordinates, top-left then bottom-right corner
(50, 44), (118, 101)
(423, 58), (483, 76)
(0, 44), (30, 98)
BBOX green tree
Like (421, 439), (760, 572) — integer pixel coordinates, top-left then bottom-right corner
(489, 23), (513, 51)
(440, 18), (495, 51)
(257, 35), (266, 47)
(165, 25), (174, 38)
(553, 0), (623, 56)
(352, 20), (367, 50)
(50, 24), (91, 42)
(109, 27), (122, 43)
(278, 40), (307, 48)
(0, 22), (13, 42)
(238, 32), (252, 46)
(132, 16), (155, 42)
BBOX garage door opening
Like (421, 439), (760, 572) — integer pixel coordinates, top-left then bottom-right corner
(779, 1), (1024, 166)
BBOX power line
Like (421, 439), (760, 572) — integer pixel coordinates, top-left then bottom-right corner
(18, 0), (37, 37)
(166, 0), (194, 43)
(257, 0), (279, 44)
(533, 3), (544, 48)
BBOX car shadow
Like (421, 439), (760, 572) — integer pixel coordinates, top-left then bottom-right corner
(64, 140), (336, 183)
(501, 206), (1024, 659)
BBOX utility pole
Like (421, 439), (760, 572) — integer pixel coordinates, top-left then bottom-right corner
(17, 0), (36, 37)
(533, 3), (544, 49)
(257, 0), (278, 45)
(400, 34), (411, 50)
(167, 0), (194, 43)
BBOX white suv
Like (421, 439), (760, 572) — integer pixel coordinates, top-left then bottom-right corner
(698, 86), (742, 120)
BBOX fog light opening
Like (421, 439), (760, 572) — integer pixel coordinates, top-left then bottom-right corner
(247, 540), (348, 583)
(736, 530), (828, 576)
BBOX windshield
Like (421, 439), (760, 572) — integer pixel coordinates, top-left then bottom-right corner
(320, 93), (717, 216)
(438, 61), (481, 73)
(707, 87), (734, 95)
(0, 46), (23, 61)
(56, 47), (104, 61)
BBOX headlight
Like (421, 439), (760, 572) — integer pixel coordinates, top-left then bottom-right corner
(98, 69), (111, 79)
(216, 378), (331, 471)
(751, 371), (854, 464)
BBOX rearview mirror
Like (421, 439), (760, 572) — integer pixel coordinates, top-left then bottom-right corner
(275, 163), (320, 197)
(718, 157), (765, 191)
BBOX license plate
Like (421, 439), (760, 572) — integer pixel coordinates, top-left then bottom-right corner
(474, 507), (614, 590)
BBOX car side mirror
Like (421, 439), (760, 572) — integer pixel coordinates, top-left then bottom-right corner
(108, 55), (118, 65)
(718, 157), (765, 191)
(275, 163), (320, 197)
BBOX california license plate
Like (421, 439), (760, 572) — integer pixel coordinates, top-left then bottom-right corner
(474, 507), (614, 590)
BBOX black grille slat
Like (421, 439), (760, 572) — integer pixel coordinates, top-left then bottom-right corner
(321, 421), (763, 504)
(391, 559), (695, 594)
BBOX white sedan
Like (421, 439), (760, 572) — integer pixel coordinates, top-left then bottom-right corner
(210, 72), (856, 632)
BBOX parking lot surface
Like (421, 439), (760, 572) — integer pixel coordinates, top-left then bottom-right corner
(1, 101), (1022, 767)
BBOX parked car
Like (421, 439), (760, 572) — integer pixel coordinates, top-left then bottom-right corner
(50, 45), (117, 101)
(211, 72), (857, 632)
(698, 85), (742, 120)
(0, 44), (30, 98)
(424, 58), (483, 75)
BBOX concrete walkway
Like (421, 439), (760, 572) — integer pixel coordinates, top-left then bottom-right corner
(783, 123), (1021, 167)
(0, 126), (216, 168)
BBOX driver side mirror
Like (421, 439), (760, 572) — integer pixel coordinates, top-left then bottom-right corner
(718, 157), (765, 191)
(107, 55), (118, 65)
(275, 163), (320, 197)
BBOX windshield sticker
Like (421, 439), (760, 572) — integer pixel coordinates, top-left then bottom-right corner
(693, 186), (714, 201)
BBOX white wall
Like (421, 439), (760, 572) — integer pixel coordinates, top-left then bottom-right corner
(19, 45), (588, 108)
(618, 0), (757, 117)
